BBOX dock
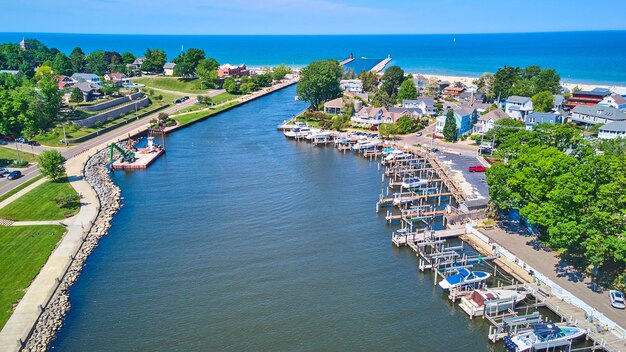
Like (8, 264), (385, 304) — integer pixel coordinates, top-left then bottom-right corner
(339, 57), (355, 66)
(111, 148), (164, 170)
(370, 57), (392, 73)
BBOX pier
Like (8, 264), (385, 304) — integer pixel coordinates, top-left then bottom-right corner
(370, 56), (392, 73)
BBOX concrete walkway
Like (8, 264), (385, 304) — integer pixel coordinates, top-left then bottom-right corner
(0, 177), (47, 210)
(10, 220), (66, 226)
(481, 222), (626, 328)
(0, 149), (100, 351)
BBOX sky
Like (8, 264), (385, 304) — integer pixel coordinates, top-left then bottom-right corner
(2, 0), (626, 35)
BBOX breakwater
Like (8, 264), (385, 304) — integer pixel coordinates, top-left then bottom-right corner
(22, 147), (123, 351)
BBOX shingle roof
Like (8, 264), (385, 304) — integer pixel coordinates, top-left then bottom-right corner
(600, 121), (626, 132)
(71, 73), (99, 81)
(163, 62), (176, 69)
(323, 97), (343, 109)
(506, 96), (530, 104)
(573, 105), (626, 121)
(478, 108), (508, 121)
(610, 94), (626, 105)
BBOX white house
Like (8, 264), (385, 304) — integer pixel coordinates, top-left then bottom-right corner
(571, 105), (626, 126)
(472, 108), (508, 135)
(71, 73), (101, 85)
(402, 98), (436, 115)
(504, 96), (533, 120)
(340, 79), (363, 93)
(351, 107), (393, 126)
(163, 62), (176, 76)
(598, 121), (626, 139)
(599, 94), (626, 112)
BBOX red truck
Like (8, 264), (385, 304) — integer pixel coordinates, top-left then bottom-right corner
(468, 164), (487, 172)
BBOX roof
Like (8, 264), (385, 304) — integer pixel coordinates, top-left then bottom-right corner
(444, 86), (465, 92)
(357, 106), (390, 119)
(478, 108), (508, 121)
(574, 89), (611, 97)
(527, 112), (560, 119)
(402, 97), (434, 106)
(573, 105), (626, 121)
(508, 105), (521, 111)
(608, 94), (626, 105)
(75, 82), (101, 93)
(71, 73), (99, 81)
(323, 97), (343, 109)
(132, 57), (145, 65)
(105, 72), (127, 80)
(389, 107), (422, 115)
(553, 95), (565, 105)
(600, 121), (626, 133)
(506, 95), (530, 104)
(163, 62), (176, 69)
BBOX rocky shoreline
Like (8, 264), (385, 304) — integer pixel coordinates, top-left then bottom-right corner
(23, 146), (123, 351)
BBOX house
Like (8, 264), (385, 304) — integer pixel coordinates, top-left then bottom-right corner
(570, 105), (626, 126)
(435, 104), (473, 138)
(438, 81), (450, 92)
(323, 98), (344, 115)
(459, 91), (486, 104)
(565, 88), (611, 109)
(504, 96), (533, 120)
(217, 64), (250, 78)
(389, 107), (421, 120)
(412, 75), (427, 90)
(525, 112), (562, 130)
(71, 73), (101, 85)
(75, 82), (102, 102)
(473, 108), (508, 135)
(340, 79), (363, 93)
(553, 95), (565, 110)
(163, 63), (176, 76)
(56, 75), (74, 88)
(126, 57), (145, 74)
(351, 107), (393, 126)
(103, 72), (129, 86)
(599, 94), (626, 112)
(442, 86), (465, 98)
(402, 98), (436, 115)
(598, 121), (626, 139)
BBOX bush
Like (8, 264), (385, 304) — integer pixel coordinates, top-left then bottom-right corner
(94, 121), (103, 128)
(107, 117), (115, 123)
(12, 160), (29, 167)
(470, 134), (482, 141)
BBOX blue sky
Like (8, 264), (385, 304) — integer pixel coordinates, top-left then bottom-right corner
(2, 0), (626, 34)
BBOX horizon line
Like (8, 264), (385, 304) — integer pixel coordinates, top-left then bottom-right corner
(1, 29), (625, 36)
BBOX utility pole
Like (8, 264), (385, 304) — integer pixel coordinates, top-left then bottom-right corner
(62, 122), (68, 147)
(14, 140), (21, 163)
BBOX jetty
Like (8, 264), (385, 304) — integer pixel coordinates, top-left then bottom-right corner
(370, 56), (392, 73)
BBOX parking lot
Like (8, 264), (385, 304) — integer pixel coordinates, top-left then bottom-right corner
(436, 152), (489, 201)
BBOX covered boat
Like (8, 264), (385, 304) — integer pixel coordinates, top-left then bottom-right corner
(459, 288), (528, 317)
(438, 268), (491, 290)
(504, 323), (586, 352)
(400, 177), (428, 188)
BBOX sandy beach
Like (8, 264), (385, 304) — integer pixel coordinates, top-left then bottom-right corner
(416, 73), (626, 93)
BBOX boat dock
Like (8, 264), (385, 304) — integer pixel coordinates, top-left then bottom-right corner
(370, 56), (392, 73)
(111, 148), (164, 170)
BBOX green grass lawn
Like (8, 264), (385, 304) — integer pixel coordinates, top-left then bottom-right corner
(0, 225), (65, 329)
(0, 174), (44, 203)
(172, 101), (240, 126)
(0, 146), (37, 167)
(132, 77), (208, 94)
(211, 92), (238, 104)
(0, 178), (79, 221)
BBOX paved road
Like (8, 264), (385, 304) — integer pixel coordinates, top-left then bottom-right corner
(398, 123), (482, 157)
(0, 98), (197, 197)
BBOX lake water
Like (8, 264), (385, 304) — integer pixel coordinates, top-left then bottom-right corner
(1, 32), (626, 84)
(51, 85), (500, 351)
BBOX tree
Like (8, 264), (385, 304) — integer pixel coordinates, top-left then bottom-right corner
(70, 87), (84, 102)
(424, 77), (439, 97)
(173, 48), (205, 74)
(571, 86), (582, 93)
(86, 50), (108, 75)
(531, 91), (555, 113)
(196, 58), (219, 88)
(443, 109), (457, 142)
(121, 52), (136, 65)
(397, 79), (418, 102)
(38, 150), (66, 180)
(358, 70), (378, 92)
(173, 61), (194, 77)
(380, 65), (404, 96)
(475, 72), (495, 102)
(492, 65), (520, 100)
(296, 59), (342, 110)
(534, 68), (561, 94)
(52, 53), (73, 76)
(272, 64), (292, 81)
(378, 123), (399, 139)
(223, 77), (239, 94)
(70, 47), (86, 73)
(342, 68), (355, 80)
(370, 89), (390, 108)
(141, 48), (167, 73)
(34, 65), (53, 80)
(252, 73), (272, 87)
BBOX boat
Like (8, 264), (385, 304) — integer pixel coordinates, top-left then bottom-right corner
(351, 139), (381, 151)
(400, 177), (428, 188)
(438, 268), (491, 290)
(504, 323), (586, 352)
(382, 147), (396, 155)
(459, 288), (528, 317)
(283, 127), (300, 138)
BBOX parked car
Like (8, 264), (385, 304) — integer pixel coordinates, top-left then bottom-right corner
(609, 290), (625, 309)
(0, 168), (8, 177)
(431, 148), (440, 153)
(468, 165), (487, 172)
(6, 170), (22, 180)
(415, 131), (423, 137)
(27, 140), (40, 146)
(3, 136), (14, 141)
(0, 140), (7, 145)
(181, 96), (189, 102)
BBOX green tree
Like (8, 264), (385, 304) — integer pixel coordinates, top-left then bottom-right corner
(86, 50), (108, 75)
(70, 47), (86, 73)
(141, 48), (167, 73)
(443, 109), (457, 142)
(252, 73), (272, 87)
(121, 52), (136, 65)
(397, 79), (418, 102)
(531, 91), (555, 113)
(223, 77), (239, 94)
(475, 72), (495, 102)
(534, 68), (561, 94)
(173, 61), (194, 77)
(424, 77), (439, 97)
(370, 89), (390, 108)
(342, 68), (355, 80)
(272, 64), (292, 81)
(70, 87), (84, 102)
(380, 65), (404, 96)
(196, 58), (219, 88)
(492, 66), (520, 100)
(378, 123), (399, 139)
(38, 150), (66, 180)
(358, 70), (378, 93)
(296, 59), (342, 111)
(52, 53), (73, 76)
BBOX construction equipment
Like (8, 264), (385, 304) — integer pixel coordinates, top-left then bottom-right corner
(109, 142), (135, 164)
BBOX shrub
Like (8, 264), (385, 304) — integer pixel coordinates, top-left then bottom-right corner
(94, 121), (103, 128)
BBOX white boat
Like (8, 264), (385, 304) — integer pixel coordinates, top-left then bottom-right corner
(504, 323), (586, 352)
(400, 177), (428, 188)
(438, 268), (491, 290)
(351, 139), (380, 151)
(459, 288), (528, 317)
(293, 127), (313, 138)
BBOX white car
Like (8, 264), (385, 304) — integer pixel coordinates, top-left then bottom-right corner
(609, 290), (625, 309)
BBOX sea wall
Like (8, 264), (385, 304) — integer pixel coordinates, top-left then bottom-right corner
(22, 147), (123, 351)
(82, 92), (145, 112)
(72, 96), (151, 128)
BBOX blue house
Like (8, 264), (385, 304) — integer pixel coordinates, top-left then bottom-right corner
(436, 104), (473, 138)
(525, 112), (562, 130)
